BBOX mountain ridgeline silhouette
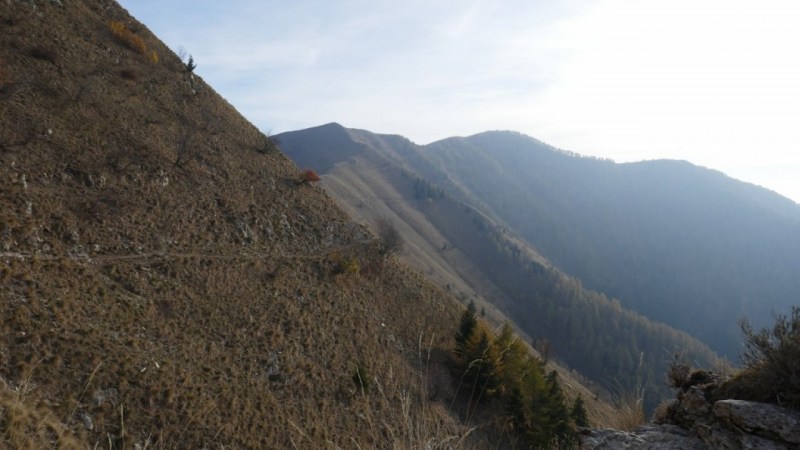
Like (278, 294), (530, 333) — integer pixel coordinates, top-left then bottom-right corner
(280, 124), (800, 361)
(277, 123), (741, 410)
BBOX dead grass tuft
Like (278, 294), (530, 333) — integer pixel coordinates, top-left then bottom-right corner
(611, 384), (646, 431)
(0, 382), (86, 449)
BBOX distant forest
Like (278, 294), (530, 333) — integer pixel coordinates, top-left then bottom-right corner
(420, 131), (800, 359)
(277, 123), (798, 411)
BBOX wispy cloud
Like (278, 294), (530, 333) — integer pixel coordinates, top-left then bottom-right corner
(120, 0), (800, 202)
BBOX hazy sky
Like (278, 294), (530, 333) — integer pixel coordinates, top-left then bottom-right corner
(119, 0), (800, 203)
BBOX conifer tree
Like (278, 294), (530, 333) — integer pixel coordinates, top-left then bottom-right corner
(455, 301), (477, 358)
(546, 371), (579, 447)
(571, 395), (590, 428)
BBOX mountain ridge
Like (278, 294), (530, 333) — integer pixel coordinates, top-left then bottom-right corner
(278, 123), (725, 412)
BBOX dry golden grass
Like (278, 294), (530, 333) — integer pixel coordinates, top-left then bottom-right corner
(109, 21), (147, 54)
(0, 381), (86, 449)
(608, 384), (646, 431)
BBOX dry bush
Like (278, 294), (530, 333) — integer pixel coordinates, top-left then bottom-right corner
(651, 399), (673, 423)
(611, 385), (646, 431)
(109, 21), (157, 63)
(377, 219), (403, 257)
(734, 307), (800, 408)
(329, 252), (361, 276)
(109, 21), (145, 54)
(296, 169), (321, 185)
(258, 133), (280, 154)
(666, 351), (691, 389)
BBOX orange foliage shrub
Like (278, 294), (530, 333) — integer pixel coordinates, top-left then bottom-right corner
(297, 169), (321, 184)
(109, 21), (157, 63)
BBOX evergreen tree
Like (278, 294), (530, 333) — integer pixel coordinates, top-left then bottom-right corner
(464, 328), (500, 400)
(455, 302), (477, 358)
(571, 395), (590, 428)
(545, 371), (579, 448)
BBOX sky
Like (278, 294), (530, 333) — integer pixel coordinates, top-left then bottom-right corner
(119, 0), (800, 204)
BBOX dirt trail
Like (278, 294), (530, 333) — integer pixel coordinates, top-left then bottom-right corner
(0, 240), (377, 265)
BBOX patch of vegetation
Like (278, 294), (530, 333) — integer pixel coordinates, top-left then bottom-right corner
(108, 21), (158, 62)
(336, 257), (360, 275)
(452, 304), (580, 447)
(258, 133), (280, 154)
(296, 169), (321, 185)
(666, 351), (691, 389)
(571, 396), (590, 428)
(377, 219), (402, 257)
(184, 54), (197, 73)
(728, 307), (800, 408)
(0, 382), (86, 449)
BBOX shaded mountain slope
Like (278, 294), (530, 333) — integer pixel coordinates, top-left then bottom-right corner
(278, 123), (721, 412)
(282, 124), (800, 360)
(422, 131), (800, 358)
(0, 2), (526, 448)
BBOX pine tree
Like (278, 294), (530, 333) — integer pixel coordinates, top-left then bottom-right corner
(545, 371), (579, 448)
(571, 395), (590, 428)
(455, 302), (477, 359)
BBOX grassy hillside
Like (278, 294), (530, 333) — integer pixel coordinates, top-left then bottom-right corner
(0, 2), (551, 447)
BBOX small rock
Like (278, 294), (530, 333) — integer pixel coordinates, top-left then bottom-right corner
(77, 411), (93, 431)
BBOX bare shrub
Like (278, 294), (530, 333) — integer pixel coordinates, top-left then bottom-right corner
(258, 133), (280, 154)
(377, 219), (403, 257)
(666, 351), (691, 389)
(737, 307), (800, 408)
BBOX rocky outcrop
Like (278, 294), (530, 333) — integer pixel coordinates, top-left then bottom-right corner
(583, 384), (800, 449)
(710, 400), (800, 448)
(581, 424), (707, 449)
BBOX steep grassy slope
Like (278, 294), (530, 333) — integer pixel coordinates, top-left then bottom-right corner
(0, 2), (500, 448)
(278, 123), (721, 412)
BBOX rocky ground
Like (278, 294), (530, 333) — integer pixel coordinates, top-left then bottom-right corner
(582, 374), (800, 450)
